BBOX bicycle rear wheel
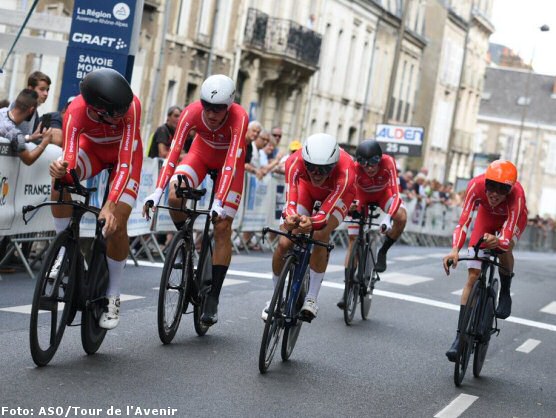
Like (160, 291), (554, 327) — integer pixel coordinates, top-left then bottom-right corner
(157, 231), (190, 344)
(259, 256), (291, 373)
(281, 267), (308, 361)
(193, 243), (212, 336)
(343, 244), (360, 325)
(29, 231), (76, 366)
(81, 243), (109, 355)
(454, 281), (481, 386)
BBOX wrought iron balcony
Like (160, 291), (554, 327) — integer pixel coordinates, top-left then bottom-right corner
(244, 8), (322, 68)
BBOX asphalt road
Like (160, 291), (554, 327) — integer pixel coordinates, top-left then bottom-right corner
(1, 244), (555, 418)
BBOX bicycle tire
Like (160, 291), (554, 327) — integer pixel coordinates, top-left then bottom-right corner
(157, 231), (189, 344)
(361, 235), (378, 320)
(343, 243), (360, 325)
(81, 243), (109, 355)
(473, 279), (497, 377)
(281, 266), (308, 361)
(193, 243), (212, 337)
(259, 256), (291, 373)
(29, 231), (76, 367)
(454, 281), (481, 386)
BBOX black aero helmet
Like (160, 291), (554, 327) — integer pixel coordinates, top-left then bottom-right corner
(80, 68), (133, 117)
(356, 139), (383, 166)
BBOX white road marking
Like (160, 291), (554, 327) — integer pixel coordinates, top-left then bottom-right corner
(451, 289), (463, 296)
(425, 252), (448, 258)
(0, 294), (144, 315)
(540, 301), (556, 315)
(380, 272), (433, 286)
(120, 263), (556, 333)
(392, 255), (425, 261)
(326, 264), (347, 273)
(434, 394), (479, 418)
(516, 338), (541, 353)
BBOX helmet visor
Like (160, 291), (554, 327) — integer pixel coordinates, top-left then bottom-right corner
(304, 161), (336, 176)
(356, 154), (381, 167)
(201, 99), (228, 113)
(485, 179), (512, 195)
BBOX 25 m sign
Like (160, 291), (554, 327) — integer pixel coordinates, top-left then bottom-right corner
(375, 124), (424, 156)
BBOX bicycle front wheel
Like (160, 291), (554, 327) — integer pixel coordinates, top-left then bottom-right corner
(343, 244), (360, 325)
(29, 231), (76, 366)
(158, 230), (190, 344)
(281, 267), (308, 361)
(259, 256), (291, 373)
(454, 281), (481, 386)
(81, 240), (109, 355)
(361, 236), (378, 320)
(473, 288), (496, 377)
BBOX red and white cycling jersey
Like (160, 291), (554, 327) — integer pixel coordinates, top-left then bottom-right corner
(156, 101), (248, 212)
(284, 149), (356, 230)
(61, 95), (143, 206)
(354, 154), (401, 216)
(453, 174), (528, 252)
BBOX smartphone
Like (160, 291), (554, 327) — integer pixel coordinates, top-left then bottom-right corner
(40, 113), (52, 133)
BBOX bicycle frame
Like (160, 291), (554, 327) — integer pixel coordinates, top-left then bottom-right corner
(262, 226), (334, 324)
(347, 204), (382, 284)
(156, 171), (217, 298)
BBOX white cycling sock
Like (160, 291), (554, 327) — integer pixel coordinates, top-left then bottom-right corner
(53, 217), (70, 234)
(307, 269), (324, 301)
(272, 274), (279, 288)
(106, 257), (125, 297)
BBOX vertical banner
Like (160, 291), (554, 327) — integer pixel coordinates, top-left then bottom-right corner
(0, 139), (19, 232)
(59, 0), (143, 107)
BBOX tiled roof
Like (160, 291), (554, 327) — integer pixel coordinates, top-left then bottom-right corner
(479, 67), (556, 127)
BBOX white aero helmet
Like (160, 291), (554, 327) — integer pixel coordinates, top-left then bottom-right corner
(200, 74), (236, 109)
(302, 133), (340, 174)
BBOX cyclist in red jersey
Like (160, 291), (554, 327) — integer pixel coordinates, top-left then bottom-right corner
(143, 74), (248, 327)
(443, 160), (528, 361)
(337, 139), (407, 309)
(48, 68), (143, 330)
(261, 133), (356, 320)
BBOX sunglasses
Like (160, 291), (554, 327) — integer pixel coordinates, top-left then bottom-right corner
(356, 155), (381, 167)
(304, 161), (336, 176)
(272, 133), (282, 138)
(485, 179), (512, 195)
(89, 105), (126, 119)
(201, 99), (228, 113)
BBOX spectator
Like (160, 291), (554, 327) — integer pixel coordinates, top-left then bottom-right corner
(270, 126), (283, 157)
(147, 105), (183, 158)
(244, 120), (263, 175)
(39, 96), (74, 147)
(259, 137), (285, 176)
(0, 99), (9, 108)
(0, 89), (52, 165)
(273, 139), (301, 175)
(10, 71), (51, 140)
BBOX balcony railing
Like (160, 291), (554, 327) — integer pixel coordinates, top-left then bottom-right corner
(244, 8), (322, 68)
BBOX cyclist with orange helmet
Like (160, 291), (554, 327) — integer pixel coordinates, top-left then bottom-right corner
(442, 160), (528, 361)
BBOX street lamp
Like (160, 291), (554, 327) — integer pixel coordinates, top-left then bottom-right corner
(515, 24), (550, 170)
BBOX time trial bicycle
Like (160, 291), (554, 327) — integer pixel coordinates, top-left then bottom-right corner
(147, 170), (217, 343)
(23, 169), (111, 366)
(340, 203), (383, 325)
(258, 218), (334, 373)
(448, 237), (505, 386)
